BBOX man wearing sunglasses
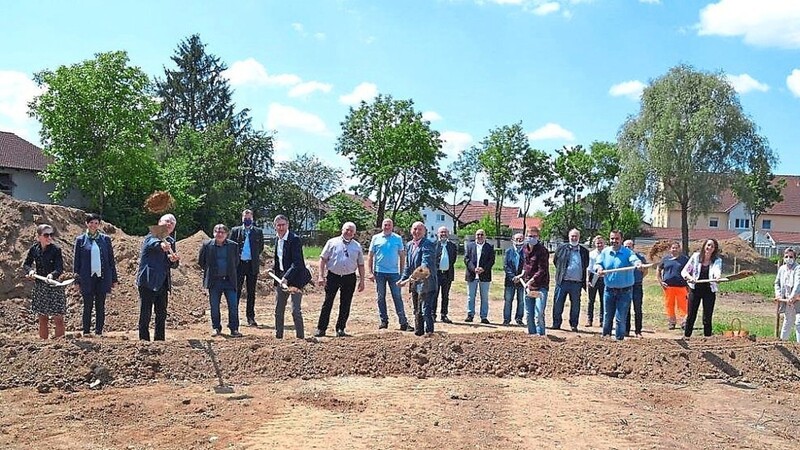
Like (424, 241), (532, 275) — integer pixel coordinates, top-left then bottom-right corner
(315, 222), (365, 337)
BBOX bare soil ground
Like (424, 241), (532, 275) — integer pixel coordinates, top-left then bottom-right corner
(1, 195), (799, 449)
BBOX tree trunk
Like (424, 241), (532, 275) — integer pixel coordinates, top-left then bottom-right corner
(680, 204), (690, 256)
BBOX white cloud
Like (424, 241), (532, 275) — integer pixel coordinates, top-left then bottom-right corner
(422, 111), (442, 122)
(339, 82), (378, 106)
(440, 131), (473, 159)
(314, 32), (327, 41)
(224, 58), (301, 87)
(527, 123), (575, 141)
(724, 73), (769, 94)
(787, 69), (800, 97)
(609, 80), (646, 100)
(697, 0), (800, 49)
(266, 103), (328, 135)
(532, 2), (560, 15)
(288, 81), (333, 98)
(291, 23), (304, 33)
(0, 71), (42, 140)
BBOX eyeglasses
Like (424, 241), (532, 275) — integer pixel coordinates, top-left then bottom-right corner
(476, 233), (485, 236)
(214, 230), (227, 234)
(42, 233), (54, 238)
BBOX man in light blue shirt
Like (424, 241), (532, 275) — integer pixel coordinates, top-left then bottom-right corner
(593, 230), (643, 340)
(368, 218), (411, 331)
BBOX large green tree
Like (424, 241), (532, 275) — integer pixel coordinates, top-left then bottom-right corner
(443, 145), (482, 235)
(274, 153), (343, 231)
(336, 94), (450, 227)
(28, 50), (159, 229)
(615, 64), (774, 252)
(545, 145), (594, 239)
(732, 152), (785, 247)
(317, 193), (375, 233)
(238, 128), (275, 219)
(518, 147), (555, 235)
(478, 122), (526, 246)
(155, 34), (250, 141)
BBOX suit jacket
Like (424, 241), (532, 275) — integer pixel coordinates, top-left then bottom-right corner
(434, 239), (457, 282)
(229, 225), (264, 275)
(198, 239), (239, 289)
(401, 238), (438, 294)
(273, 231), (311, 289)
(136, 234), (179, 292)
(73, 233), (118, 295)
(553, 243), (590, 286)
(503, 245), (525, 287)
(464, 241), (495, 282)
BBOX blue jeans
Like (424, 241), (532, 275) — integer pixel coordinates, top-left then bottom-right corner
(412, 289), (436, 334)
(603, 286), (632, 340)
(467, 280), (491, 319)
(503, 284), (525, 323)
(375, 272), (408, 325)
(525, 288), (549, 335)
(552, 280), (582, 328)
(209, 279), (239, 332)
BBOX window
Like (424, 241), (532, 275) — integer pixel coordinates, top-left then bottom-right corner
(708, 217), (719, 228)
(0, 173), (14, 196)
(762, 219), (772, 230)
(436, 214), (445, 221)
(734, 218), (750, 229)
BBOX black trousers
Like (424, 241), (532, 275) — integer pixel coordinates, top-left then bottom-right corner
(437, 272), (452, 316)
(138, 284), (168, 341)
(685, 286), (716, 337)
(237, 260), (258, 321)
(317, 272), (357, 332)
(81, 276), (107, 334)
(587, 279), (605, 323)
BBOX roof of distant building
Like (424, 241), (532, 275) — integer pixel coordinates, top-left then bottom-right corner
(0, 131), (50, 172)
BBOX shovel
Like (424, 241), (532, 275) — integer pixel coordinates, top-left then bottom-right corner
(32, 274), (75, 287)
(188, 339), (234, 394)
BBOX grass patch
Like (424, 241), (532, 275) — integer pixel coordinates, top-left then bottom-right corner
(717, 273), (774, 298)
(304, 245), (323, 260)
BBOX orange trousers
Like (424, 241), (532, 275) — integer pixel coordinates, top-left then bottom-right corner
(663, 286), (688, 323)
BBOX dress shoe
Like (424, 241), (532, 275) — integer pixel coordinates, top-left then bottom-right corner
(502, 321), (510, 326)
(415, 330), (424, 337)
(314, 329), (326, 337)
(584, 321), (593, 327)
(480, 318), (490, 324)
(379, 321), (389, 329)
(464, 315), (474, 322)
(336, 329), (346, 337)
(441, 315), (452, 324)
(571, 326), (579, 332)
(230, 330), (243, 338)
(247, 319), (258, 327)
(211, 328), (221, 337)
(400, 323), (414, 332)
(516, 319), (524, 326)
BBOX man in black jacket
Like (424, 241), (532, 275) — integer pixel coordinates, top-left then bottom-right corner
(551, 228), (590, 331)
(272, 215), (310, 339)
(435, 226), (457, 323)
(199, 224), (242, 337)
(230, 209), (264, 327)
(464, 229), (495, 324)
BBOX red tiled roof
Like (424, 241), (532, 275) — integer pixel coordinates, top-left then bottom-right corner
(328, 191), (377, 213)
(508, 216), (542, 231)
(0, 131), (50, 172)
(444, 200), (520, 227)
(672, 175), (800, 216)
(639, 227), (739, 241)
(766, 231), (800, 245)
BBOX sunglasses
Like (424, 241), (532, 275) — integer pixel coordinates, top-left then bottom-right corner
(42, 233), (54, 238)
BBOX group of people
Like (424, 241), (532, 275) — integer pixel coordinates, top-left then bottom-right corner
(24, 209), (799, 342)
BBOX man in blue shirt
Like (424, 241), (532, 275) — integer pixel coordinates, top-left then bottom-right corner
(593, 230), (643, 340)
(368, 218), (412, 331)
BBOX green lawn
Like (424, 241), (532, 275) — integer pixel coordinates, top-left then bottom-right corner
(717, 273), (774, 298)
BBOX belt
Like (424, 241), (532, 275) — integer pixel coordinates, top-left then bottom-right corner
(327, 271), (356, 277)
(214, 276), (230, 281)
(606, 286), (631, 292)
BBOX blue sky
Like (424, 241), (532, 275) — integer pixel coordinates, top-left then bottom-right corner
(2, 0), (799, 210)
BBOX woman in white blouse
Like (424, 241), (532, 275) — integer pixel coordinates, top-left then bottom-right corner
(774, 248), (800, 342)
(681, 239), (723, 337)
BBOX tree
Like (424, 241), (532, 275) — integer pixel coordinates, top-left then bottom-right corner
(336, 94), (450, 227)
(732, 152), (785, 247)
(615, 64), (774, 253)
(275, 153), (343, 231)
(457, 214), (510, 239)
(518, 147), (555, 234)
(583, 141), (621, 234)
(443, 145), (483, 235)
(317, 193), (375, 233)
(478, 122), (526, 247)
(238, 128), (275, 218)
(545, 145), (594, 239)
(29, 51), (159, 226)
(155, 34), (250, 142)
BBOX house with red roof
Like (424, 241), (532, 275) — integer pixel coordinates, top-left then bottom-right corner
(420, 200), (537, 239)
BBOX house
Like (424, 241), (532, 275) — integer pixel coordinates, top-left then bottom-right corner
(421, 200), (530, 240)
(0, 131), (85, 207)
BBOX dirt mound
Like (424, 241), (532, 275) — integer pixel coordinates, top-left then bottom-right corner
(641, 238), (776, 274)
(0, 194), (250, 334)
(0, 333), (797, 392)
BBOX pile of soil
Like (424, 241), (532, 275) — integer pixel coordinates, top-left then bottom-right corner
(0, 194), (276, 334)
(0, 333), (797, 393)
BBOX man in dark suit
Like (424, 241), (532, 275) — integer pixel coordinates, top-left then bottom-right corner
(199, 224), (242, 337)
(552, 228), (590, 331)
(464, 229), (495, 324)
(272, 214), (310, 339)
(73, 213), (118, 337)
(230, 209), (264, 326)
(435, 226), (457, 323)
(398, 222), (438, 336)
(136, 214), (180, 341)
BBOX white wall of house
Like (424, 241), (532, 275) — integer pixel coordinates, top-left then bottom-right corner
(727, 203), (751, 231)
(1, 168), (87, 208)
(420, 206), (455, 239)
